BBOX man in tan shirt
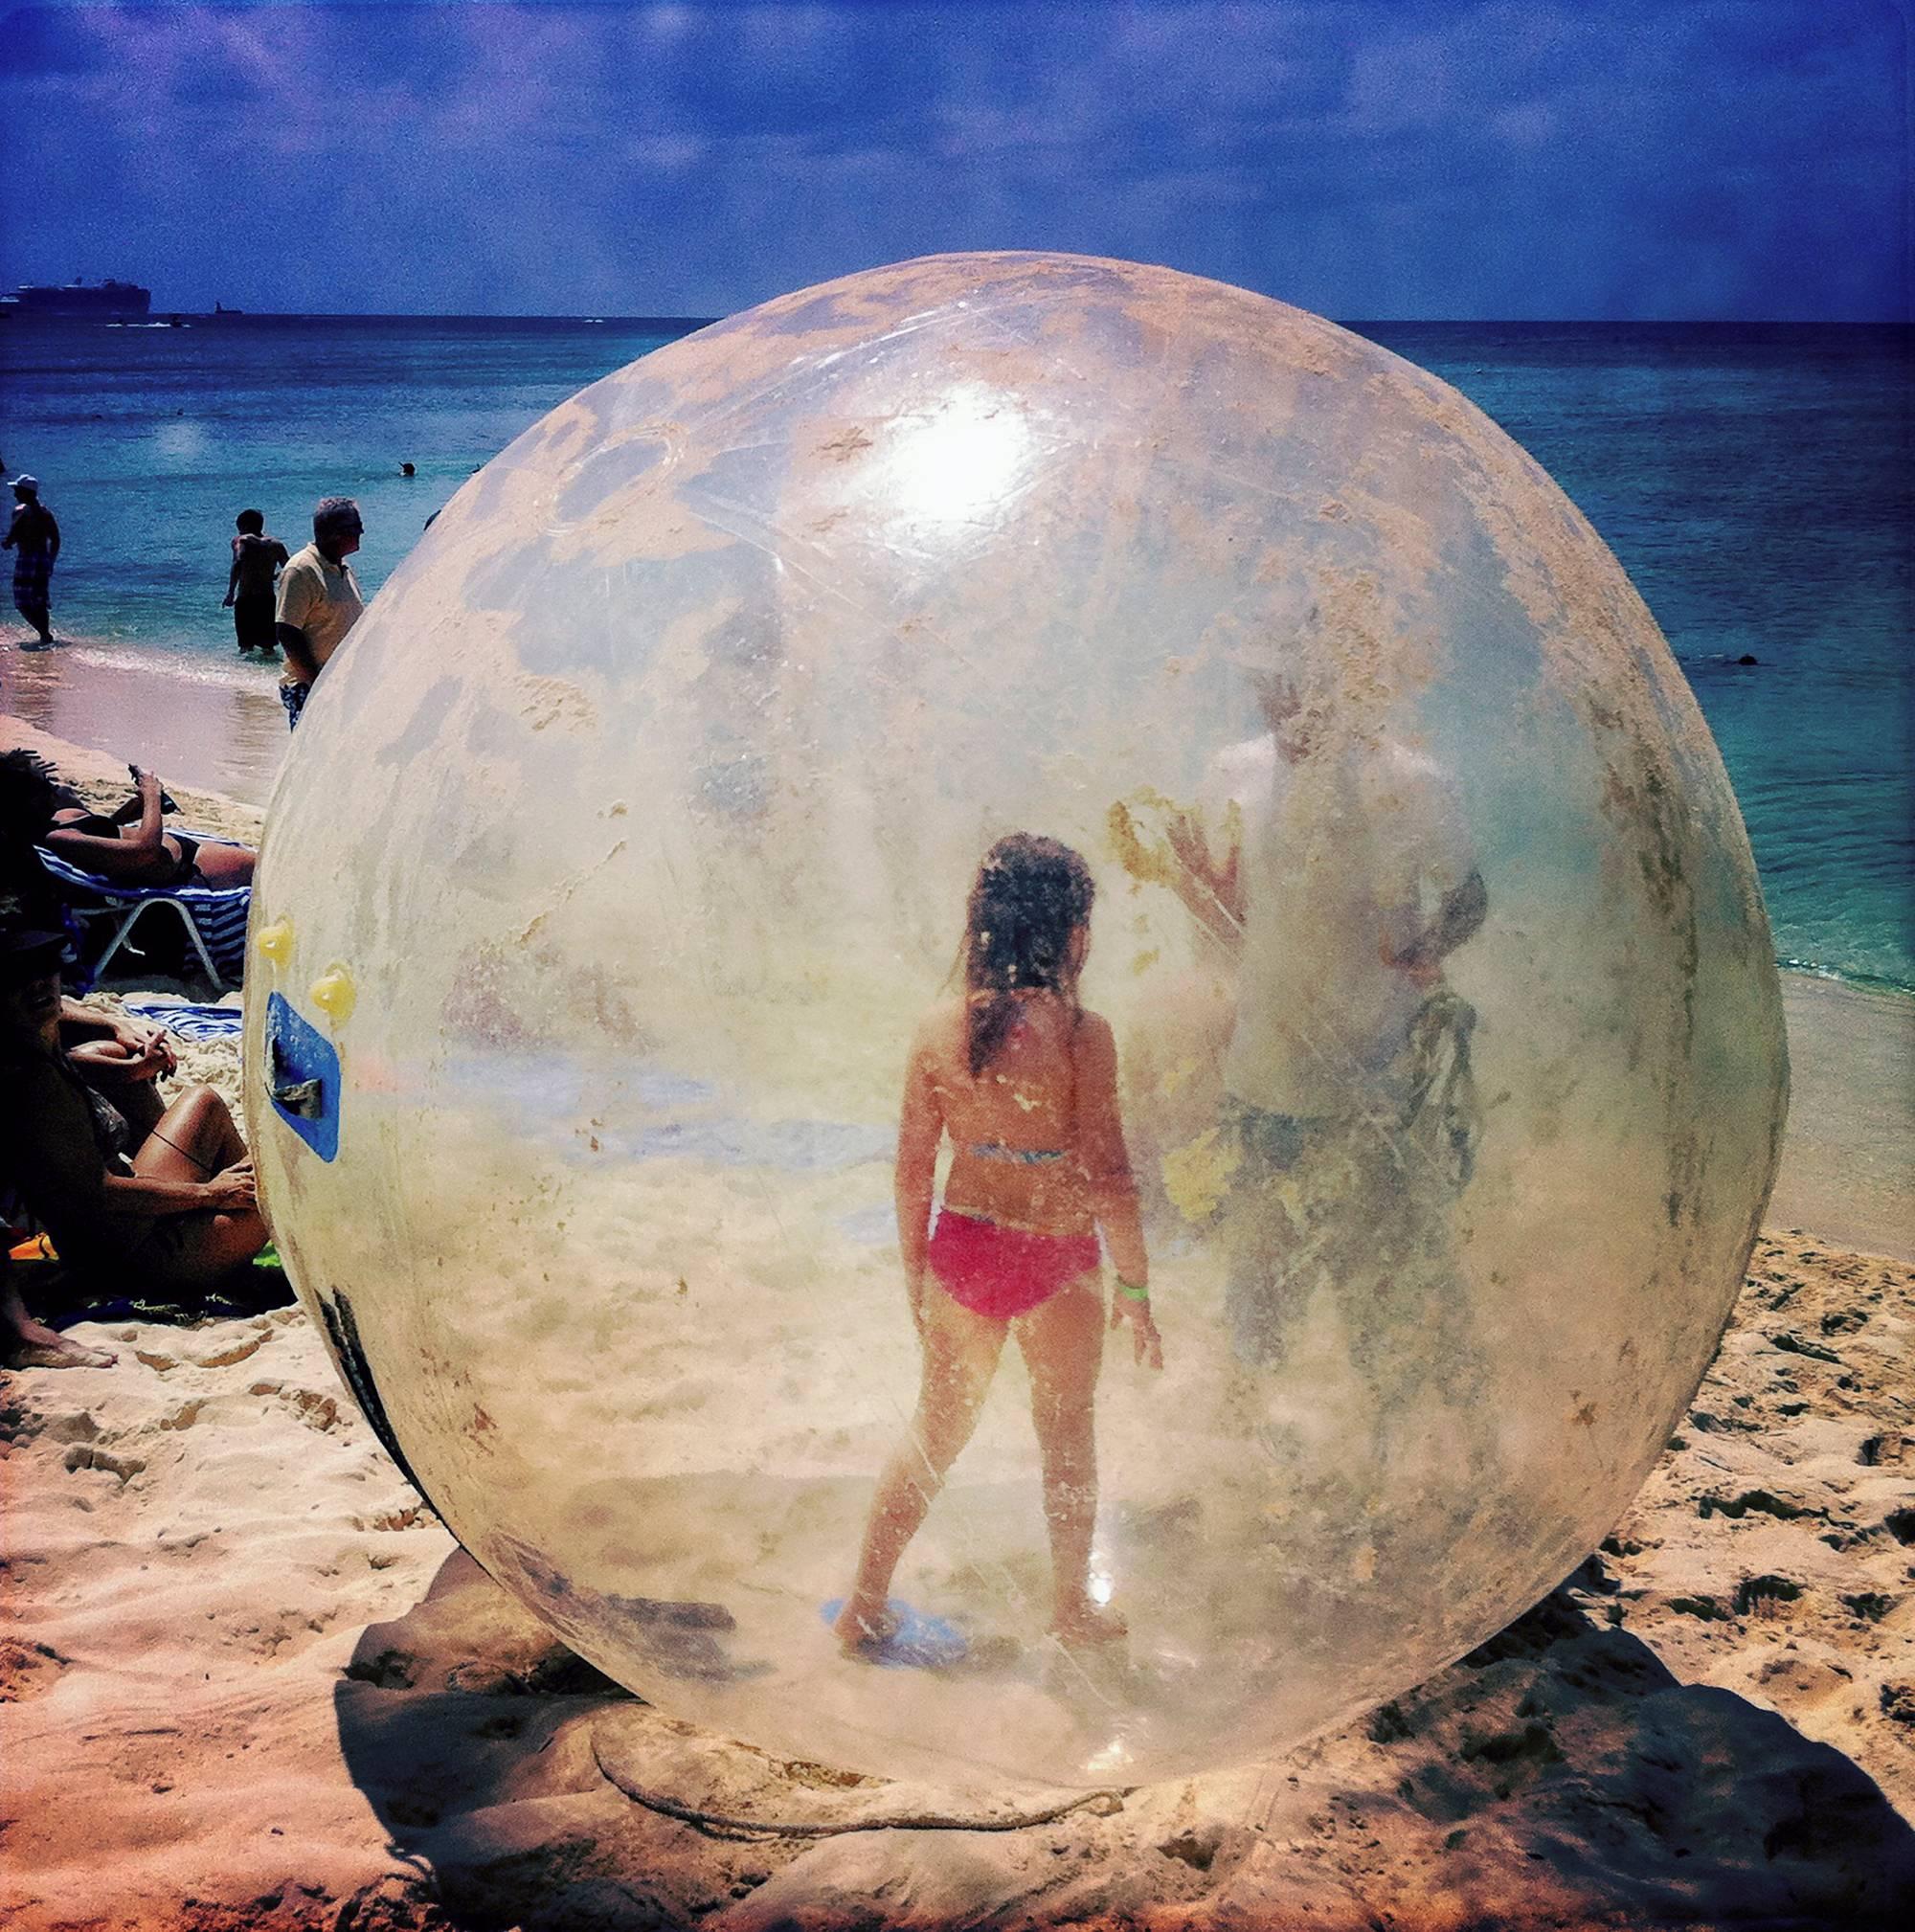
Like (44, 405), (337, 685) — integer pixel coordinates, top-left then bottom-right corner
(275, 497), (365, 730)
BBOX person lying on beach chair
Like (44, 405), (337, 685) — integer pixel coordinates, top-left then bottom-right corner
(0, 751), (256, 888)
(0, 925), (268, 1297)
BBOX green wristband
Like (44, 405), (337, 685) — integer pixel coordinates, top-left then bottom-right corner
(1115, 1277), (1151, 1303)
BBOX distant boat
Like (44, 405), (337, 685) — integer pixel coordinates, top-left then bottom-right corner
(214, 302), (245, 318)
(0, 277), (152, 319)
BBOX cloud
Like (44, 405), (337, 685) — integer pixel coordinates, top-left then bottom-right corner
(0, 0), (1904, 318)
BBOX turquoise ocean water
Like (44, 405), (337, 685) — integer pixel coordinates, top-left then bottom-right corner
(2, 315), (1908, 991)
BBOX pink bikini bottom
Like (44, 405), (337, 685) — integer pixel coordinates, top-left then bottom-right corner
(927, 1210), (1101, 1321)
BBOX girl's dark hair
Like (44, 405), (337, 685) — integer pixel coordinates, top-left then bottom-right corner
(236, 508), (264, 534)
(962, 834), (1094, 1078)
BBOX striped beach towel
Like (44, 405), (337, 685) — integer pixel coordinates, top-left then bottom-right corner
(121, 997), (246, 1043)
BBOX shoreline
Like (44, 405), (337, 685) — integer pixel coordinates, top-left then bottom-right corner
(2, 634), (288, 809)
(1768, 971), (1915, 1263)
(0, 710), (268, 846)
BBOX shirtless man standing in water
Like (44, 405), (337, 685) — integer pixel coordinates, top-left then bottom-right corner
(222, 508), (288, 654)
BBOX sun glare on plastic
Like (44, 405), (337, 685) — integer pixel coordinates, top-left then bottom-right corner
(871, 385), (1033, 529)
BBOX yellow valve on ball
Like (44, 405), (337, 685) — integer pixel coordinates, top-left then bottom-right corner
(256, 917), (293, 965)
(308, 966), (356, 1024)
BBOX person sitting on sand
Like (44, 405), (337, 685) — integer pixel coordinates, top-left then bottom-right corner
(0, 939), (180, 1371)
(0, 924), (267, 1296)
(0, 887), (204, 1372)
(0, 749), (256, 888)
(834, 834), (1162, 1656)
(221, 508), (288, 655)
(56, 983), (179, 1122)
(2, 474), (59, 649)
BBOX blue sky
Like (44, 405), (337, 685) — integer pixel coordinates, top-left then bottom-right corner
(0, 0), (1905, 318)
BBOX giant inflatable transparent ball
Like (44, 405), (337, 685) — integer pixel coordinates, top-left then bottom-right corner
(246, 253), (1785, 1786)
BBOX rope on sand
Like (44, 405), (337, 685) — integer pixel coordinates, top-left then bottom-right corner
(591, 1736), (1127, 1838)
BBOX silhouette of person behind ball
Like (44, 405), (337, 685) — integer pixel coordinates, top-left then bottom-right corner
(1139, 663), (1498, 1520)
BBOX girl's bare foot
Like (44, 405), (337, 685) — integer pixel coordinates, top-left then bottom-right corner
(1051, 1599), (1128, 1646)
(833, 1594), (899, 1652)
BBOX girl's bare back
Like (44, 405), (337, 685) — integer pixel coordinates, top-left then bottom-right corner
(915, 992), (1125, 1239)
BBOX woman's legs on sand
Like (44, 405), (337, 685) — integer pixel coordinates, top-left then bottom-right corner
(834, 1286), (1008, 1650)
(130, 1085), (265, 1280)
(1012, 1274), (1123, 1643)
(136, 1084), (246, 1175)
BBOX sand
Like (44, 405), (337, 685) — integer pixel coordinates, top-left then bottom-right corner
(5, 711), (1914, 1927)
(6, 1224), (1911, 1929)
(1767, 975), (1915, 1267)
(1, 643), (287, 811)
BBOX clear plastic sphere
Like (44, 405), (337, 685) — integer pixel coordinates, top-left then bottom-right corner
(247, 253), (1785, 1787)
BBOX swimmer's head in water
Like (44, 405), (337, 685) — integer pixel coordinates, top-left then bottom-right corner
(962, 834), (1094, 1076)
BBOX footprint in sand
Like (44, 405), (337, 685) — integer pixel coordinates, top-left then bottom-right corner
(282, 1388), (342, 1433)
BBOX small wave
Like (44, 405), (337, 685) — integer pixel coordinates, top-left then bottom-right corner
(1777, 955), (1915, 1000)
(49, 640), (284, 697)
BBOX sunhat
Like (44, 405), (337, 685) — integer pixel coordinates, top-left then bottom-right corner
(0, 925), (69, 983)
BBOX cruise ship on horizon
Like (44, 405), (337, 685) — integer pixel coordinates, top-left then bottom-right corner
(0, 278), (152, 319)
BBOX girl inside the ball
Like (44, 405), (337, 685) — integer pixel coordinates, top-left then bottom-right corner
(834, 832), (1161, 1654)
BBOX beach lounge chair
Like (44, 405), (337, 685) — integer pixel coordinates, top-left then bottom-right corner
(34, 838), (251, 991)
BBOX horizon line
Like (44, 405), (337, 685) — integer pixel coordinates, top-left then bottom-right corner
(8, 308), (1908, 328)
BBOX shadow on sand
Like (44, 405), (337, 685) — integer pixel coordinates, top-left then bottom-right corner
(334, 1550), (1915, 1930)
